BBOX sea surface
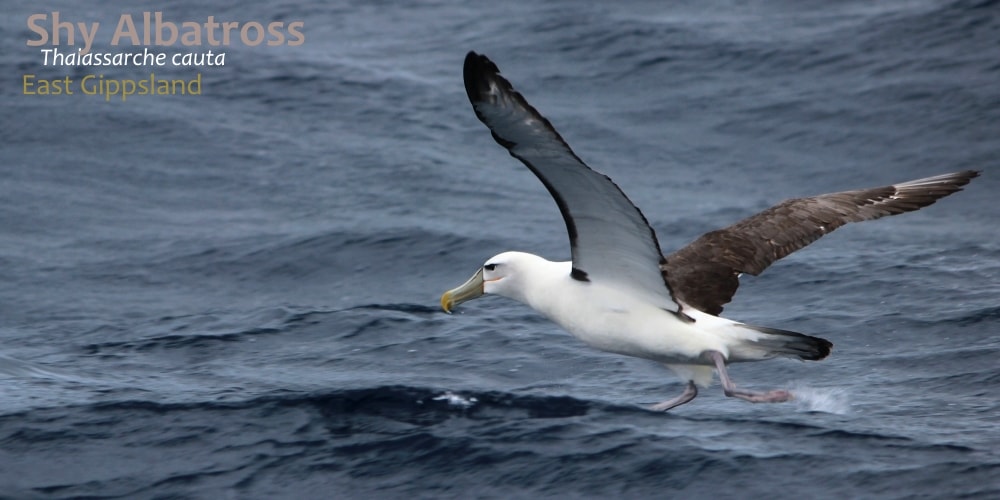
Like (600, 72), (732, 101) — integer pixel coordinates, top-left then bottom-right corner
(2, 0), (999, 498)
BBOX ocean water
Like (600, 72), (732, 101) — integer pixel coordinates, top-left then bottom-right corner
(2, 0), (999, 498)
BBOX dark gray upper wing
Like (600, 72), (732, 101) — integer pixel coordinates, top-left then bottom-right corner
(463, 51), (678, 310)
(663, 170), (980, 315)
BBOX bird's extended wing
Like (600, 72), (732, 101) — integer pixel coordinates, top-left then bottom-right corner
(463, 51), (679, 310)
(663, 170), (980, 315)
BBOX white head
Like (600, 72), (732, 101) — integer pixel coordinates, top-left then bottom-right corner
(440, 251), (552, 312)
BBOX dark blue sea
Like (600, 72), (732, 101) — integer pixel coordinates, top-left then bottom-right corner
(3, 0), (999, 498)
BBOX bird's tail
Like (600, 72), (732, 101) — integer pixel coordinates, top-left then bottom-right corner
(730, 323), (833, 362)
(680, 307), (832, 363)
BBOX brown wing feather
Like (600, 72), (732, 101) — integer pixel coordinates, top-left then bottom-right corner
(663, 170), (980, 316)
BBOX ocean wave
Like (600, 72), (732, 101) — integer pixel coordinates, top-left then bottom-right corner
(3, 384), (995, 498)
(72, 303), (436, 355)
(0, 385), (608, 425)
(951, 305), (1000, 326)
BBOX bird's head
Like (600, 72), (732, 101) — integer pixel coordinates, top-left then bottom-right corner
(440, 251), (540, 313)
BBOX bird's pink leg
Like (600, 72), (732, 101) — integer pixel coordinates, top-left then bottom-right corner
(707, 351), (792, 403)
(650, 380), (698, 411)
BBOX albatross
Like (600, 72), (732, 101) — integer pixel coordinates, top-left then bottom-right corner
(441, 51), (980, 411)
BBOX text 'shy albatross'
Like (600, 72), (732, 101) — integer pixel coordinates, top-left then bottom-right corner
(441, 51), (981, 411)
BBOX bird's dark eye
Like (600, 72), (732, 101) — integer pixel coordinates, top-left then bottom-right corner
(484, 263), (497, 271)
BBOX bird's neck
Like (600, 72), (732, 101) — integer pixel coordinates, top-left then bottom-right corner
(513, 258), (574, 315)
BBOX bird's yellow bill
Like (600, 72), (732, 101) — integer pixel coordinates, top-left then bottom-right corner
(440, 268), (485, 313)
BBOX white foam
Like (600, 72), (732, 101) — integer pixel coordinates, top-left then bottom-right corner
(790, 385), (851, 414)
(432, 391), (478, 409)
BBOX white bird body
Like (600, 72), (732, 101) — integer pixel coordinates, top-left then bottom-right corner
(483, 252), (785, 386)
(441, 51), (980, 410)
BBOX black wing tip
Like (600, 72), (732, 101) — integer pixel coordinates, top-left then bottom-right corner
(953, 169), (981, 183)
(890, 169), (982, 210)
(463, 51), (502, 106)
(951, 169), (981, 189)
(899, 169), (980, 188)
(461, 51), (574, 155)
(464, 50), (490, 69)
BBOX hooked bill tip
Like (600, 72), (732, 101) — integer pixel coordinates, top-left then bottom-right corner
(440, 292), (453, 314)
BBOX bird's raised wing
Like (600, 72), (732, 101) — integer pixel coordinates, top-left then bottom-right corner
(463, 51), (678, 310)
(664, 170), (980, 315)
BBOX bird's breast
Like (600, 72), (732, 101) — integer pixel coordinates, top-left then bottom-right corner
(532, 282), (714, 363)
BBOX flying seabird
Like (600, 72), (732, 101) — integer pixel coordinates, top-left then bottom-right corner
(441, 51), (980, 411)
